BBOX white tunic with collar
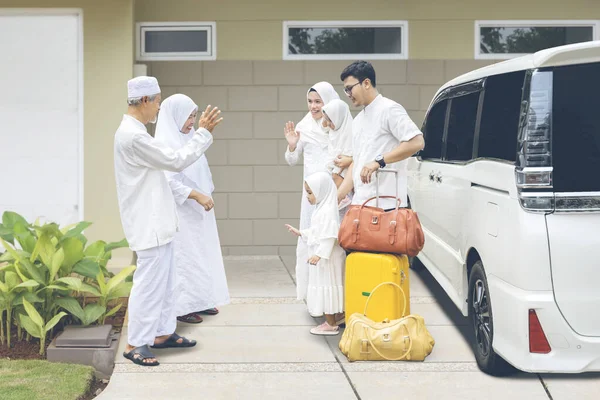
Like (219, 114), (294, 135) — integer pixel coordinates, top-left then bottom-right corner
(113, 114), (213, 251)
(351, 95), (423, 210)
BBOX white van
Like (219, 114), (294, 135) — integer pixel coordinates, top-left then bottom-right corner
(407, 41), (600, 375)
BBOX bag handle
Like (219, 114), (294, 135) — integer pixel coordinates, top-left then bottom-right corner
(364, 321), (414, 361)
(363, 281), (407, 318)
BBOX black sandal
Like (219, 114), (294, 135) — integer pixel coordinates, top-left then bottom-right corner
(151, 333), (197, 349)
(197, 308), (219, 315)
(123, 345), (160, 367)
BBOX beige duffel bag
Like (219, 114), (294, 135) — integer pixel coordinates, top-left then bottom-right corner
(339, 282), (435, 362)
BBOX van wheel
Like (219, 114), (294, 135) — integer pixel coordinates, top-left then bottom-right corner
(468, 261), (514, 376)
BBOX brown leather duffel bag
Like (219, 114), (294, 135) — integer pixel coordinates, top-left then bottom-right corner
(338, 170), (425, 257)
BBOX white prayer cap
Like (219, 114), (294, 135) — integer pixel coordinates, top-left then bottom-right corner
(127, 76), (161, 98)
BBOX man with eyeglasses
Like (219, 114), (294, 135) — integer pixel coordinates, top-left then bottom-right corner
(336, 60), (425, 212)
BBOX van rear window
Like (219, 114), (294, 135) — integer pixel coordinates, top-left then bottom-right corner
(552, 62), (600, 192)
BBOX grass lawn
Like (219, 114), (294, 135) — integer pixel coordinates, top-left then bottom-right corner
(0, 359), (94, 400)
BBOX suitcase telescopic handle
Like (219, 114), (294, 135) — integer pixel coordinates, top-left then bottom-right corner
(375, 169), (399, 209)
(363, 281), (407, 318)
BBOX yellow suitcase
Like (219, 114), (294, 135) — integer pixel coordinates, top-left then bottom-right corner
(345, 252), (410, 323)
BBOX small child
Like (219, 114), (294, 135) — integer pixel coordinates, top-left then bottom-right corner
(322, 99), (353, 209)
(285, 172), (346, 335)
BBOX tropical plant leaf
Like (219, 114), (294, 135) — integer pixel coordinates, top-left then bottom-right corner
(55, 297), (85, 322)
(22, 298), (44, 328)
(73, 259), (100, 279)
(60, 221), (92, 243)
(83, 304), (106, 326)
(19, 314), (42, 339)
(15, 280), (39, 290)
(35, 234), (56, 267)
(108, 281), (133, 299)
(50, 248), (65, 281)
(104, 302), (123, 319)
(0, 223), (14, 244)
(104, 238), (128, 253)
(13, 222), (36, 254)
(0, 238), (21, 262)
(45, 311), (67, 332)
(95, 271), (107, 296)
(0, 280), (7, 293)
(61, 237), (84, 272)
(84, 240), (106, 259)
(2, 211), (29, 230)
(106, 265), (136, 294)
(55, 277), (83, 291)
(14, 291), (44, 305)
(20, 258), (46, 285)
(4, 271), (19, 289)
(80, 283), (101, 297)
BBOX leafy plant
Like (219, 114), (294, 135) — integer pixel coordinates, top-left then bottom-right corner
(95, 265), (135, 324)
(0, 211), (134, 353)
(19, 299), (66, 355)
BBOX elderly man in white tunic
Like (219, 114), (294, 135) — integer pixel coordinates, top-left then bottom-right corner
(114, 76), (222, 366)
(336, 61), (425, 211)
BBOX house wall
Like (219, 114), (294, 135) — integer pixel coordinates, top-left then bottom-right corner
(135, 0), (600, 254)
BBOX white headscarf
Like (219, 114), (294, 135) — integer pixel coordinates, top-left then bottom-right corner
(154, 94), (214, 195)
(302, 172), (340, 247)
(295, 81), (340, 147)
(323, 99), (353, 157)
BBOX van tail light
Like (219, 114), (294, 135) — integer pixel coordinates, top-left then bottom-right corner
(529, 309), (551, 354)
(515, 69), (555, 213)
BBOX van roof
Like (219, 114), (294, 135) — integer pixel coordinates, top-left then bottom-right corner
(435, 40), (600, 100)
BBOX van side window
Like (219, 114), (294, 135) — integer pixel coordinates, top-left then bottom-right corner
(420, 99), (447, 159)
(446, 92), (479, 161)
(478, 71), (526, 162)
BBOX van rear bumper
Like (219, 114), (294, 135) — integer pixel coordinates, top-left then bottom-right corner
(489, 274), (600, 373)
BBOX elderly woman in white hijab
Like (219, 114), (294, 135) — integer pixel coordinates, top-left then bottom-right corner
(285, 171), (346, 335)
(155, 94), (230, 324)
(283, 82), (341, 309)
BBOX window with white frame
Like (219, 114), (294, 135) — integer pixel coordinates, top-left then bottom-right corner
(476, 20), (599, 59)
(136, 22), (216, 61)
(283, 21), (408, 60)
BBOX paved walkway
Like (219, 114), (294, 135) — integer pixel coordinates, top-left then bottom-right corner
(98, 256), (600, 399)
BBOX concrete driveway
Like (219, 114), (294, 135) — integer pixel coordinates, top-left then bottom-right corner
(98, 255), (600, 399)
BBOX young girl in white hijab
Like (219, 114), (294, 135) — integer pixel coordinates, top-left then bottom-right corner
(322, 98), (354, 211)
(155, 94), (230, 324)
(283, 82), (341, 306)
(285, 172), (345, 335)
(322, 98), (353, 185)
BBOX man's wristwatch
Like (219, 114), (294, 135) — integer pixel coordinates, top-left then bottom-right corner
(375, 155), (386, 168)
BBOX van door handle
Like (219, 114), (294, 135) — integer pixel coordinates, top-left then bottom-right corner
(435, 172), (442, 183)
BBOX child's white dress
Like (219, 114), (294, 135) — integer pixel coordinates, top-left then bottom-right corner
(301, 172), (345, 317)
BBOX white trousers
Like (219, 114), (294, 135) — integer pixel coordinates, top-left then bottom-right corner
(127, 242), (177, 347)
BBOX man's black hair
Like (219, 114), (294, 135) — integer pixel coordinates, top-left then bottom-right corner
(340, 61), (376, 87)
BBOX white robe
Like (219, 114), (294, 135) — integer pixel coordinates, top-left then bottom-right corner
(285, 82), (340, 301)
(169, 171), (230, 315)
(154, 94), (230, 316)
(301, 172), (345, 316)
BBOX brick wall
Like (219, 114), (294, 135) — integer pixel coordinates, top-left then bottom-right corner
(147, 59), (493, 255)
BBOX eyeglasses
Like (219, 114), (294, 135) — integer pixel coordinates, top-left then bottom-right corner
(343, 80), (363, 95)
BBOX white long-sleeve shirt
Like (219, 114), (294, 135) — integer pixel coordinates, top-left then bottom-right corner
(352, 95), (423, 210)
(114, 115), (213, 251)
